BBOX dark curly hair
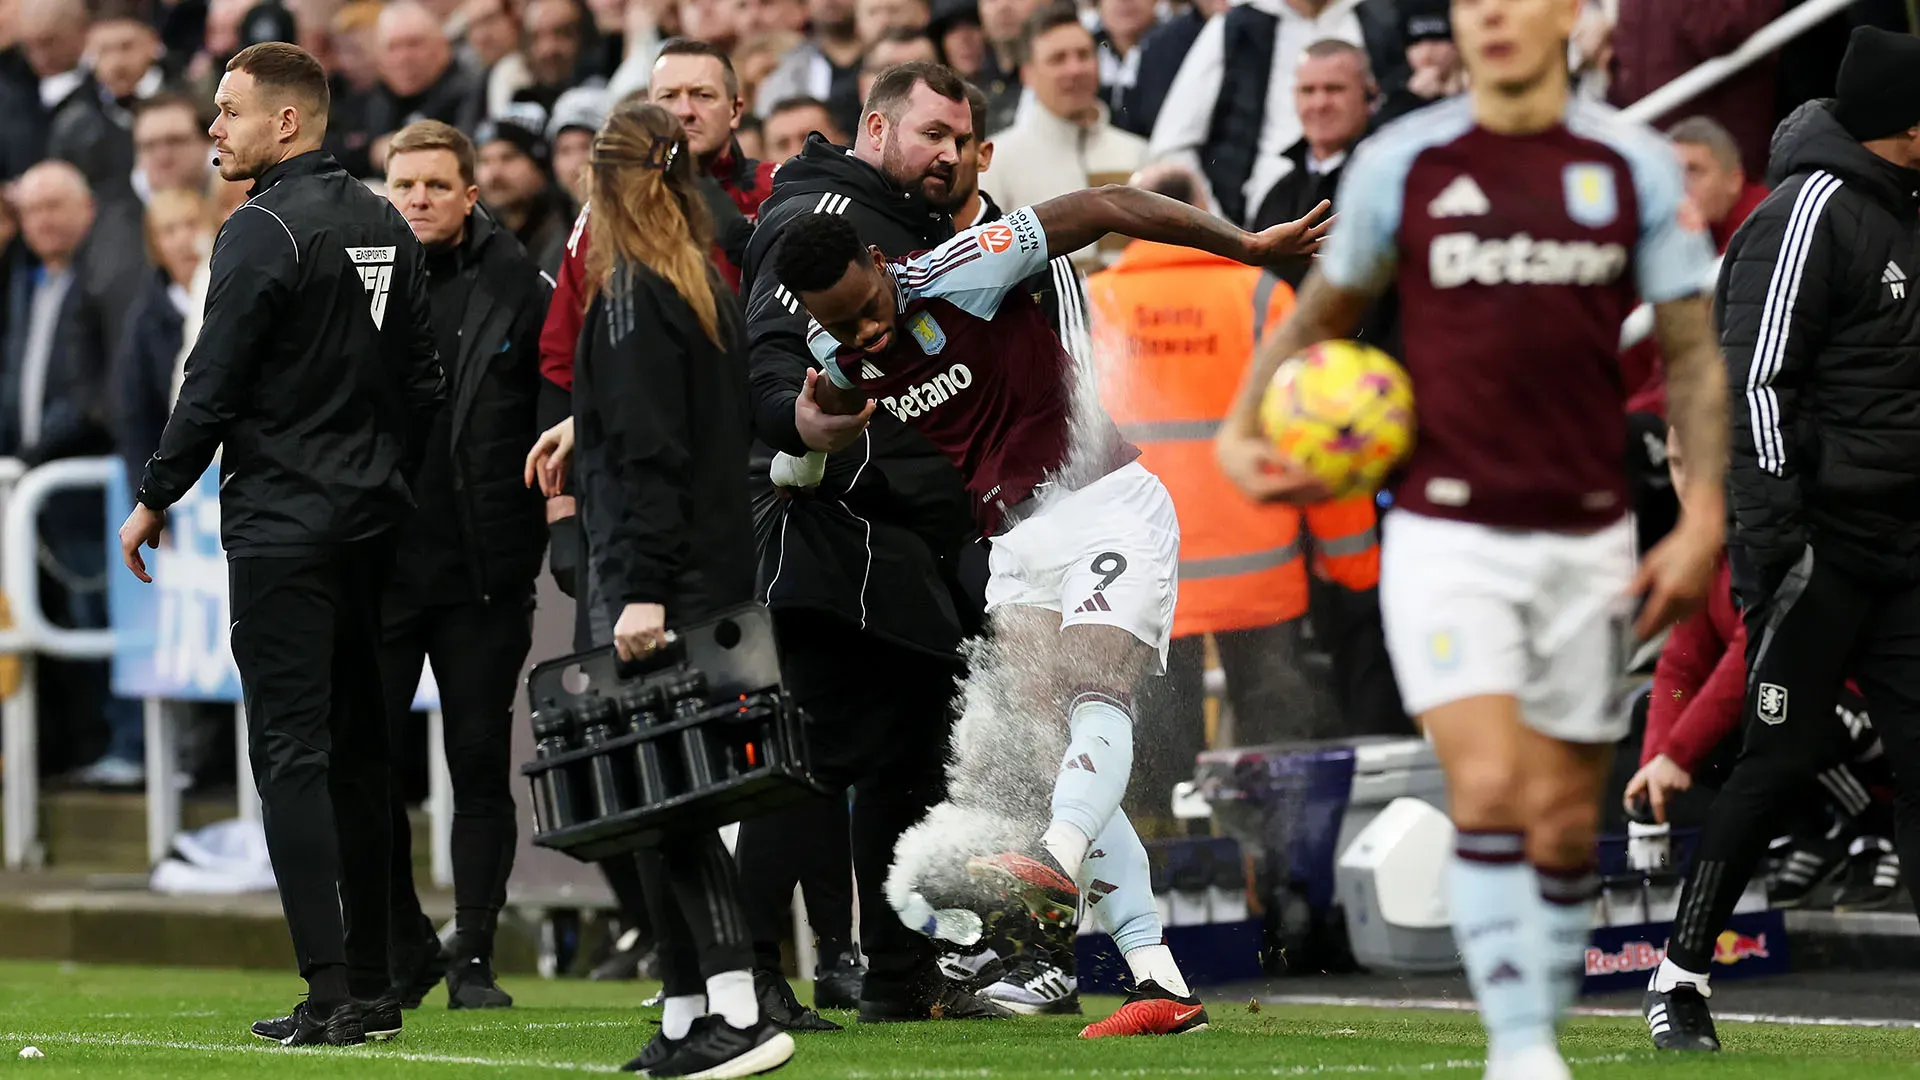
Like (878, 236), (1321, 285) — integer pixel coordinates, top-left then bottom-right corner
(771, 212), (868, 295)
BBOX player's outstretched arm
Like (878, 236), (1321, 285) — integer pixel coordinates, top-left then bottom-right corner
(1214, 269), (1375, 503)
(1630, 294), (1730, 638)
(1029, 185), (1333, 266)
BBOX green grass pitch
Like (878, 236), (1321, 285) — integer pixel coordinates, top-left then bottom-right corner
(2, 962), (1920, 1077)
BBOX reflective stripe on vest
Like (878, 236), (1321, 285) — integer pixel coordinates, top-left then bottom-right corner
(1181, 538), (1303, 581)
(1118, 419), (1222, 443)
(1316, 525), (1378, 558)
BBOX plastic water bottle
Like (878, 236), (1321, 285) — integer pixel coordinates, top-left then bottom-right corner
(894, 892), (983, 947)
(529, 705), (580, 834)
(1628, 820), (1672, 872)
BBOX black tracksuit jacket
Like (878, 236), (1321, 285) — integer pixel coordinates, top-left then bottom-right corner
(137, 151), (445, 551)
(740, 134), (982, 657)
(1721, 100), (1920, 591)
(575, 262), (756, 624)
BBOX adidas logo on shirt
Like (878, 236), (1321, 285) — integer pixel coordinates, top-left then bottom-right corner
(1072, 593), (1113, 614)
(1428, 175), (1491, 219)
(1886, 259), (1907, 300)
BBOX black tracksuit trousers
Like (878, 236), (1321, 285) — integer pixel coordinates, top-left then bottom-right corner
(734, 611), (957, 1001)
(1667, 547), (1920, 972)
(380, 597), (534, 960)
(228, 535), (396, 1001)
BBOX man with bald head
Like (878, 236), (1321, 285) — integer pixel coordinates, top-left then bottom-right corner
(120, 42), (444, 1047)
(324, 0), (475, 177)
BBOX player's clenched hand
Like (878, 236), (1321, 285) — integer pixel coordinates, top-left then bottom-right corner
(1624, 753), (1692, 825)
(1244, 200), (1336, 262)
(525, 417), (574, 497)
(1215, 426), (1335, 504)
(1629, 515), (1722, 639)
(795, 367), (875, 453)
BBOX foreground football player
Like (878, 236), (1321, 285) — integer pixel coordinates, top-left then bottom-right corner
(1214, 0), (1728, 1076)
(770, 189), (1329, 1036)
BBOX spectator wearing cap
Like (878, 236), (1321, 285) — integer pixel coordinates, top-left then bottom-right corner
(325, 0), (478, 177)
(1373, 0), (1459, 126)
(476, 103), (573, 273)
(1119, 0), (1225, 139)
(513, 0), (588, 115)
(1249, 38), (1371, 255)
(548, 84), (610, 204)
(981, 3), (1147, 268)
(762, 95), (847, 163)
(1149, 0), (1404, 227)
(1091, 0), (1157, 135)
(929, 0), (986, 79)
(752, 0), (863, 119)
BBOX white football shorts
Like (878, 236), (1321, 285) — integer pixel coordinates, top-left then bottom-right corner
(1379, 508), (1637, 744)
(984, 461), (1180, 670)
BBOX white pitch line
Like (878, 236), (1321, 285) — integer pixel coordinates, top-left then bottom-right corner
(0, 1032), (623, 1072)
(835, 1055), (1642, 1078)
(1266, 994), (1920, 1031)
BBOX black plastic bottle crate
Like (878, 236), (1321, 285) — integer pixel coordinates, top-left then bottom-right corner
(520, 603), (827, 861)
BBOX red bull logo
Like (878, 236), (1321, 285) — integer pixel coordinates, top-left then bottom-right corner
(1585, 939), (1665, 977)
(1713, 930), (1770, 965)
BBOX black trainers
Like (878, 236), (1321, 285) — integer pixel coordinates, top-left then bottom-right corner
(592, 926), (660, 982)
(252, 999), (367, 1047)
(619, 1024), (684, 1074)
(811, 949), (864, 1010)
(1834, 837), (1902, 911)
(649, 1015), (795, 1078)
(360, 995), (403, 1040)
(858, 978), (1013, 1023)
(753, 969), (841, 1032)
(390, 933), (449, 1009)
(1644, 984), (1720, 1051)
(447, 955), (514, 1010)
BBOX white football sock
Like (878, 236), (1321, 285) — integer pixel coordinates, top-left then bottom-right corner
(706, 970), (759, 1028)
(1652, 957), (1711, 997)
(660, 994), (705, 1039)
(1123, 944), (1190, 998)
(1041, 821), (1092, 881)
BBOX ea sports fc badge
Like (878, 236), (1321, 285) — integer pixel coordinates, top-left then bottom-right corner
(909, 311), (947, 355)
(1563, 163), (1618, 228)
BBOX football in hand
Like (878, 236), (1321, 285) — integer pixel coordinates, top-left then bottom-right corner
(1258, 339), (1415, 498)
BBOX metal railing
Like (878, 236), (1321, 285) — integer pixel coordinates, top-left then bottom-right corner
(0, 456), (454, 883)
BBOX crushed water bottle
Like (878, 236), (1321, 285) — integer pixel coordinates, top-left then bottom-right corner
(895, 891), (983, 946)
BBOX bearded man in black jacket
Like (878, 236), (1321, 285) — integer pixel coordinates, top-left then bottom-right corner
(734, 61), (1010, 1027)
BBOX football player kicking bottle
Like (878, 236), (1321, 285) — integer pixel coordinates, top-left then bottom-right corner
(771, 182), (1329, 1035)
(1215, 0), (1729, 1077)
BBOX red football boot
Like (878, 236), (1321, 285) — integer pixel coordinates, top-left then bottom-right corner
(965, 850), (1079, 925)
(1079, 981), (1210, 1038)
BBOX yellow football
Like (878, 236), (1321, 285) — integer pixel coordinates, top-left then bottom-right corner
(1258, 339), (1416, 497)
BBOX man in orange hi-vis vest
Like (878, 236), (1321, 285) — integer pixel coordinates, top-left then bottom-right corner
(1088, 164), (1402, 819)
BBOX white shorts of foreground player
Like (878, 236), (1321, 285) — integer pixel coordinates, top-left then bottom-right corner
(1378, 509), (1637, 743)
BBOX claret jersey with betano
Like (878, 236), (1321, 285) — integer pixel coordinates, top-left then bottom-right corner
(811, 206), (1078, 532)
(1318, 96), (1716, 531)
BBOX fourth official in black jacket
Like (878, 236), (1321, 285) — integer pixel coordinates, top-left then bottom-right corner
(376, 121), (551, 1011)
(1642, 29), (1920, 1053)
(121, 44), (442, 1046)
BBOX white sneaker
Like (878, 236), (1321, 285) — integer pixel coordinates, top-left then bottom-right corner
(980, 955), (1081, 1015)
(1484, 1044), (1572, 1080)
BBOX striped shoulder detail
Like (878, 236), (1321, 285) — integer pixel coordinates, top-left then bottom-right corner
(774, 283), (802, 314)
(809, 192), (852, 215)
